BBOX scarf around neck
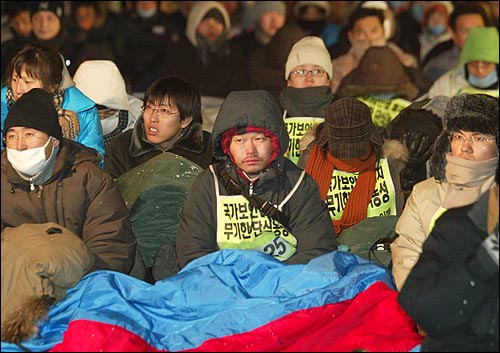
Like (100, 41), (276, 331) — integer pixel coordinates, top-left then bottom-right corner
(442, 153), (498, 209)
(279, 86), (336, 117)
(306, 144), (378, 235)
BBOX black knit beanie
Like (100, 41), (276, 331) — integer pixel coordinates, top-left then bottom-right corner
(4, 88), (63, 140)
(30, 1), (64, 20)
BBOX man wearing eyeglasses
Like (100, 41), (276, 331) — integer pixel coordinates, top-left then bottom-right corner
(391, 93), (499, 291)
(1, 88), (136, 275)
(103, 76), (213, 283)
(104, 76), (213, 179)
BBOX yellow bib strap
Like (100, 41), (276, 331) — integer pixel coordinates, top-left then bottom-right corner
(284, 116), (324, 164)
(325, 158), (397, 220)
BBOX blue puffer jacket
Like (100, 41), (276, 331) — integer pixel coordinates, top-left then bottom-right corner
(1, 86), (105, 167)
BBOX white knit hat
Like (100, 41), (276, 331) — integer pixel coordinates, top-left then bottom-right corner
(285, 36), (332, 79)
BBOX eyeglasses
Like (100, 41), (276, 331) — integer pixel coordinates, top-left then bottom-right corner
(449, 134), (495, 145)
(3, 131), (43, 147)
(291, 69), (326, 77)
(141, 105), (179, 118)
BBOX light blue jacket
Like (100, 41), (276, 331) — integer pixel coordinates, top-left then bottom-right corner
(1, 85), (105, 167)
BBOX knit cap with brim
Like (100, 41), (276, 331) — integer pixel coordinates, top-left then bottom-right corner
(285, 36), (333, 79)
(242, 1), (286, 30)
(336, 46), (419, 101)
(293, 1), (331, 17)
(320, 97), (383, 160)
(29, 1), (64, 19)
(429, 93), (499, 181)
(459, 27), (499, 66)
(4, 88), (63, 140)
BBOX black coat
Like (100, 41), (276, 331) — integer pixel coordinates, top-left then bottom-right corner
(161, 34), (249, 98)
(104, 116), (213, 179)
(398, 190), (499, 352)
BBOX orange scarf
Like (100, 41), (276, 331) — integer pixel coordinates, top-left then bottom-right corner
(306, 145), (377, 235)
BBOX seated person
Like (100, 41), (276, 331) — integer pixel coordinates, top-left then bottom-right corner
(1, 88), (136, 274)
(398, 168), (498, 352)
(426, 26), (499, 98)
(73, 60), (143, 146)
(383, 95), (446, 198)
(336, 45), (423, 129)
(176, 90), (338, 269)
(279, 35), (339, 164)
(391, 93), (499, 290)
(292, 1), (341, 51)
(234, 1), (287, 56)
(1, 42), (105, 164)
(104, 75), (213, 179)
(161, 1), (249, 98)
(104, 75), (213, 282)
(330, 7), (418, 93)
(422, 3), (490, 81)
(298, 97), (407, 236)
(417, 1), (453, 65)
(247, 22), (306, 102)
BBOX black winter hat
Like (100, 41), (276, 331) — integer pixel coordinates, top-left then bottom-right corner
(4, 89), (63, 140)
(30, 1), (64, 19)
(429, 93), (499, 181)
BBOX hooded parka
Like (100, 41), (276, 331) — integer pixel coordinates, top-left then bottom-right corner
(176, 90), (337, 268)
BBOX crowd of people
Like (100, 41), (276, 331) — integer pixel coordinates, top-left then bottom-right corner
(1, 1), (499, 351)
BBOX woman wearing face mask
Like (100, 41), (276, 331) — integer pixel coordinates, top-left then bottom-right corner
(418, 1), (453, 64)
(425, 26), (499, 99)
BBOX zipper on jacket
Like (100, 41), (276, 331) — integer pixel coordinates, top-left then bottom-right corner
(29, 177), (35, 191)
(249, 182), (254, 196)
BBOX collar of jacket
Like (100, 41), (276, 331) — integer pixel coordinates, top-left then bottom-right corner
(221, 155), (287, 189)
(128, 116), (204, 158)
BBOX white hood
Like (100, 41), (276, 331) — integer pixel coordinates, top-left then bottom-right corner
(185, 1), (231, 47)
(73, 60), (130, 111)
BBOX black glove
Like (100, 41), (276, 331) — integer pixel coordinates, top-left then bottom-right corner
(399, 129), (433, 190)
(401, 129), (433, 166)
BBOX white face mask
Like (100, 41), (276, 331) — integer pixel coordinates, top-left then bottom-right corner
(7, 137), (53, 176)
(99, 110), (120, 135)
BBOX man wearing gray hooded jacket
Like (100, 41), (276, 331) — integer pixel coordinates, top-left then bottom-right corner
(176, 90), (337, 269)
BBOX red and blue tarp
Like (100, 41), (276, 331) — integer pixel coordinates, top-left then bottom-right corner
(1, 250), (423, 352)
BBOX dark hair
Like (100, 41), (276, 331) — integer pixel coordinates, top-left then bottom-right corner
(5, 42), (63, 93)
(297, 4), (327, 18)
(347, 7), (385, 31)
(449, 3), (490, 31)
(72, 1), (106, 23)
(4, 1), (30, 17)
(143, 76), (202, 124)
